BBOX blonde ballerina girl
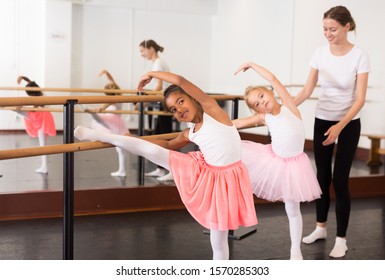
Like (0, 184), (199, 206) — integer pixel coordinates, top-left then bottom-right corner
(233, 62), (322, 260)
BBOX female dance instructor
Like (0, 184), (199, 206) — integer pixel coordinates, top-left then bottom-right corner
(294, 5), (370, 258)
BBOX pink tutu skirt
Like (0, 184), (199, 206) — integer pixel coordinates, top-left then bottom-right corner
(241, 141), (322, 203)
(169, 150), (258, 231)
(24, 111), (56, 137)
(91, 113), (129, 135)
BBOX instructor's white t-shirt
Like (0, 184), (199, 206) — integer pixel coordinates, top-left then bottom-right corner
(310, 45), (370, 121)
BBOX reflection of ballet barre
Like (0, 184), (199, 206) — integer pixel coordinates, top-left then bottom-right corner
(1, 86), (250, 99)
(0, 106), (173, 116)
(0, 86), (160, 95)
(0, 94), (243, 107)
(1, 86), (247, 96)
(0, 95), (162, 106)
(0, 132), (181, 160)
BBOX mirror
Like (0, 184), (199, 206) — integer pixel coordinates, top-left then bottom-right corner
(0, 0), (383, 195)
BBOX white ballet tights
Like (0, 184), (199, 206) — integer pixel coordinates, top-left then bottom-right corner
(210, 230), (229, 260)
(284, 201), (303, 260)
(111, 147), (126, 177)
(74, 126), (170, 171)
(35, 129), (48, 174)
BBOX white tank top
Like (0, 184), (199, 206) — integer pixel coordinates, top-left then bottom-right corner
(265, 106), (305, 158)
(188, 113), (241, 166)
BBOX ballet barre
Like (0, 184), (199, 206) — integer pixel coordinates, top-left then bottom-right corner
(0, 132), (181, 160)
(0, 94), (242, 106)
(0, 94), (163, 106)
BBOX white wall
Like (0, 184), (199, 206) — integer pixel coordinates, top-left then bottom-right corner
(209, 0), (294, 93)
(71, 4), (134, 126)
(0, 0), (70, 130)
(209, 0), (295, 136)
(45, 0), (72, 89)
(44, 0), (72, 130)
(0, 0), (46, 130)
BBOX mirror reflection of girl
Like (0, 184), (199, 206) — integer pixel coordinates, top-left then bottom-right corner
(16, 76), (57, 174)
(232, 62), (322, 260)
(81, 70), (129, 177)
(74, 71), (258, 260)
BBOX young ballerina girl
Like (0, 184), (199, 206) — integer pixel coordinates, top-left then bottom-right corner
(16, 76), (57, 174)
(81, 69), (129, 177)
(75, 71), (258, 260)
(232, 62), (322, 260)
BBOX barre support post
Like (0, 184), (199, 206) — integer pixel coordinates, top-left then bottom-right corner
(137, 92), (145, 185)
(232, 98), (239, 119)
(63, 99), (77, 260)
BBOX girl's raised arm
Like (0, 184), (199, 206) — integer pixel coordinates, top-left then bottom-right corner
(98, 69), (115, 83)
(138, 71), (230, 123)
(235, 62), (300, 117)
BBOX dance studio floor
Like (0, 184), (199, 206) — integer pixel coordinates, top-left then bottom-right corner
(0, 133), (384, 260)
(0, 196), (383, 260)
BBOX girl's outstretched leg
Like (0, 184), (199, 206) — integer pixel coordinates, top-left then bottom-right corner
(74, 125), (170, 170)
(35, 129), (48, 174)
(210, 230), (229, 260)
(285, 201), (303, 260)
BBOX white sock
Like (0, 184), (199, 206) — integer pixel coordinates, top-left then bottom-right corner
(285, 201), (303, 260)
(329, 237), (348, 258)
(210, 230), (229, 260)
(302, 225), (327, 244)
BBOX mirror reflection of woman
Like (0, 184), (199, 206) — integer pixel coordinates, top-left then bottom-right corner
(139, 39), (174, 182)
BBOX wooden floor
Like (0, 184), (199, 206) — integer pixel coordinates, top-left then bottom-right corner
(0, 196), (383, 260)
(0, 133), (384, 261)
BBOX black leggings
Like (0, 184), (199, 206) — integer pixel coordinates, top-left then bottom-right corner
(313, 118), (361, 237)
